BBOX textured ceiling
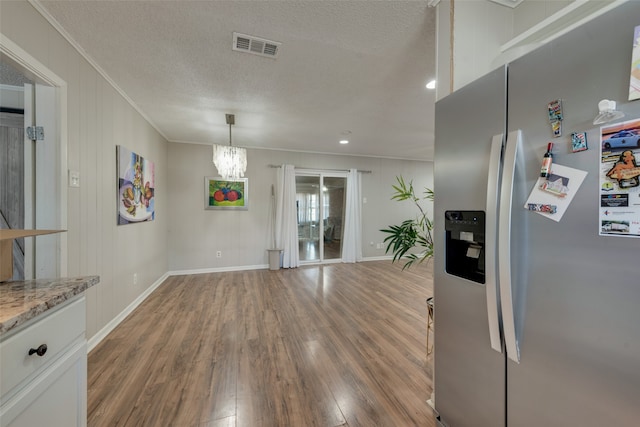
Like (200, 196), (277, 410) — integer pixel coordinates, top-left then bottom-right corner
(0, 61), (33, 86)
(38, 0), (437, 160)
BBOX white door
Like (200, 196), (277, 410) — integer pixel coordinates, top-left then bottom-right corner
(1, 40), (66, 281)
(34, 83), (58, 278)
(23, 83), (60, 279)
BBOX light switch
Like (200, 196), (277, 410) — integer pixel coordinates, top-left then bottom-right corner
(69, 170), (80, 188)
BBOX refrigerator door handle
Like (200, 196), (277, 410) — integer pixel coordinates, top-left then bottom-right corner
(499, 130), (522, 363)
(485, 134), (504, 353)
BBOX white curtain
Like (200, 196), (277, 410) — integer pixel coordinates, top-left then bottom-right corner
(296, 193), (316, 223)
(342, 169), (362, 263)
(275, 164), (300, 268)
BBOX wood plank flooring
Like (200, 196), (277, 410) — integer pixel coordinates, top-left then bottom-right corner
(88, 260), (436, 427)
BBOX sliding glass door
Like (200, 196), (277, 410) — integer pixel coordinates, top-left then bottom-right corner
(322, 176), (346, 260)
(295, 175), (320, 261)
(295, 172), (346, 263)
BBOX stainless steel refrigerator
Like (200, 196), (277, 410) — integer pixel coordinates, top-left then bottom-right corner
(433, 2), (640, 426)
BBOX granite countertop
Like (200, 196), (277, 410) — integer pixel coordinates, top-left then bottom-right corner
(0, 276), (100, 335)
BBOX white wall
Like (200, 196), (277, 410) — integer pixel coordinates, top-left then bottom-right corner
(167, 143), (433, 271)
(512, 1), (573, 36)
(450, 0), (513, 92)
(435, 0), (513, 99)
(0, 1), (169, 340)
(436, 0), (622, 99)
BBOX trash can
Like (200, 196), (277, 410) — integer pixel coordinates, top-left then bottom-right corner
(267, 248), (283, 270)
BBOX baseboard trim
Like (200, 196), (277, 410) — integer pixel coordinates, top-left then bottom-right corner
(362, 255), (393, 262)
(167, 264), (269, 276)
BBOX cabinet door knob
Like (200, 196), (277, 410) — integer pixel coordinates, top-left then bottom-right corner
(28, 344), (48, 357)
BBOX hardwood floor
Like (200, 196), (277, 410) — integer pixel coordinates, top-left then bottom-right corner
(88, 260), (436, 427)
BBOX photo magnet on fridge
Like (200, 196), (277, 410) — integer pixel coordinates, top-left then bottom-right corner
(548, 99), (563, 137)
(540, 173), (570, 198)
(548, 99), (564, 121)
(571, 132), (588, 152)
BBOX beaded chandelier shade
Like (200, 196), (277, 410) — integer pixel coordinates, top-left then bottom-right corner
(212, 114), (247, 179)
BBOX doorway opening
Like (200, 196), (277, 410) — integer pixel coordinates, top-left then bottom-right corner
(295, 172), (346, 263)
(1, 36), (68, 280)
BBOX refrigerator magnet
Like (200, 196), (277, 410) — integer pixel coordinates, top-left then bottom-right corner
(548, 99), (563, 137)
(548, 99), (563, 122)
(571, 132), (588, 152)
(539, 173), (569, 198)
(527, 203), (557, 214)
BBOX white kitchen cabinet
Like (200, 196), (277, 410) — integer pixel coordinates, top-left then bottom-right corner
(0, 296), (87, 427)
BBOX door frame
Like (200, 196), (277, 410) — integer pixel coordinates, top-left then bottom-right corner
(1, 33), (68, 277)
(295, 169), (347, 264)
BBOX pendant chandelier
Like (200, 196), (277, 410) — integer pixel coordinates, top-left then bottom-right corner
(212, 113), (247, 179)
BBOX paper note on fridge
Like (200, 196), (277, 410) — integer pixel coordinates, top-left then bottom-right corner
(524, 163), (588, 222)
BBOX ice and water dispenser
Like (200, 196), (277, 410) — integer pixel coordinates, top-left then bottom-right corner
(444, 210), (486, 284)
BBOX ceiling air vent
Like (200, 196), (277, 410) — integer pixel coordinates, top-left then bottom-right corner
(233, 32), (281, 59)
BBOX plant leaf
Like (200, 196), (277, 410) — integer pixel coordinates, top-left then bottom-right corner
(381, 175), (434, 270)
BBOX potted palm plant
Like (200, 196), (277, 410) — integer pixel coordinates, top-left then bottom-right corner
(380, 176), (434, 270)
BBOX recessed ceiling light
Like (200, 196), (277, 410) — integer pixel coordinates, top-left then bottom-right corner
(339, 140), (349, 145)
(426, 80), (436, 89)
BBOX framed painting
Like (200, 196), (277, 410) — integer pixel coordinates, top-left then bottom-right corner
(117, 145), (155, 225)
(205, 177), (248, 210)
